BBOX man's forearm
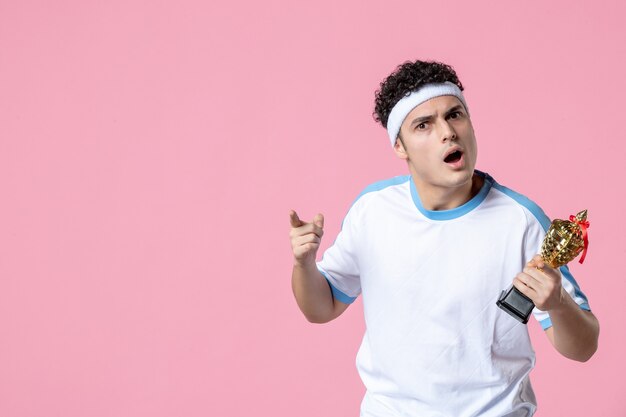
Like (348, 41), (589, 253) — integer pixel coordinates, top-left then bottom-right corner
(547, 290), (599, 362)
(292, 262), (336, 323)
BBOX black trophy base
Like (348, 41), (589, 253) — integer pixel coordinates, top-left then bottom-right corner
(497, 286), (535, 324)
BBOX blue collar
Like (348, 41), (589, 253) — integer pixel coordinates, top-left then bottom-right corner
(409, 170), (492, 220)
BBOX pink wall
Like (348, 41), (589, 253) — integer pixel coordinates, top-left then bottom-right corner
(1, 1), (623, 416)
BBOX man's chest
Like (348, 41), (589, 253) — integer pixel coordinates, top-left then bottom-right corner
(357, 211), (527, 308)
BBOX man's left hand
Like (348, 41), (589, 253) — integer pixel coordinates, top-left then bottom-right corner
(512, 254), (566, 312)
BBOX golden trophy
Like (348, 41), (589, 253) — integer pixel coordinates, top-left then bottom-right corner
(496, 210), (590, 323)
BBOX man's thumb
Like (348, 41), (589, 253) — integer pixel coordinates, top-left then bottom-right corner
(314, 213), (324, 229)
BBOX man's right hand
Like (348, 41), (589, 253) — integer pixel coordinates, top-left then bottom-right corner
(289, 210), (349, 323)
(289, 210), (324, 268)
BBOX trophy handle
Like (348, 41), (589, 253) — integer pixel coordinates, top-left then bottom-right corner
(496, 286), (535, 324)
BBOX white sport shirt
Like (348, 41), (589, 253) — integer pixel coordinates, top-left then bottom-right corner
(317, 171), (590, 417)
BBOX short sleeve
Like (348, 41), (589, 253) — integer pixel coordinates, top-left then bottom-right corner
(316, 202), (362, 305)
(523, 207), (592, 330)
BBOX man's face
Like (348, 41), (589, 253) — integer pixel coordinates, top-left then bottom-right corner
(394, 95), (477, 197)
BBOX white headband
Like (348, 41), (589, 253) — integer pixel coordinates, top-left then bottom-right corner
(386, 81), (469, 147)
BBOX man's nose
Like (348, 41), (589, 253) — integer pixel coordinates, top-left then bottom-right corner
(439, 120), (457, 142)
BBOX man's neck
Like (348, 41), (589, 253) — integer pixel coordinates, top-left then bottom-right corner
(412, 172), (483, 211)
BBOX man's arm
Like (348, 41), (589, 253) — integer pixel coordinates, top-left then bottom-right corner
(289, 210), (350, 323)
(513, 255), (599, 362)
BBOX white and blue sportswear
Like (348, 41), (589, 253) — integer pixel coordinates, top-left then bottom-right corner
(317, 170), (591, 417)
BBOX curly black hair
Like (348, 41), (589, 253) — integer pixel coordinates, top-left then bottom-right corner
(373, 60), (464, 128)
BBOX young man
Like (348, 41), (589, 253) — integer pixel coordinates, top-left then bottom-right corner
(289, 60), (599, 417)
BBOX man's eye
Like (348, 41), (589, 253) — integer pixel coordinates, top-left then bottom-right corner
(449, 111), (461, 119)
(416, 123), (427, 130)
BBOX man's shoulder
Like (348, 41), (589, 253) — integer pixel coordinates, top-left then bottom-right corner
(484, 173), (551, 231)
(350, 175), (411, 207)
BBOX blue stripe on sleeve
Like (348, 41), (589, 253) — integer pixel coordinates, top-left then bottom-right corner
(558, 265), (590, 305)
(539, 317), (553, 330)
(318, 268), (357, 304)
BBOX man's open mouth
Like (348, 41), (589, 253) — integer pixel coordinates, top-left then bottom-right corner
(444, 150), (463, 163)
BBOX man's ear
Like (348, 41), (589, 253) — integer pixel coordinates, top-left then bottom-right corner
(393, 136), (408, 160)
